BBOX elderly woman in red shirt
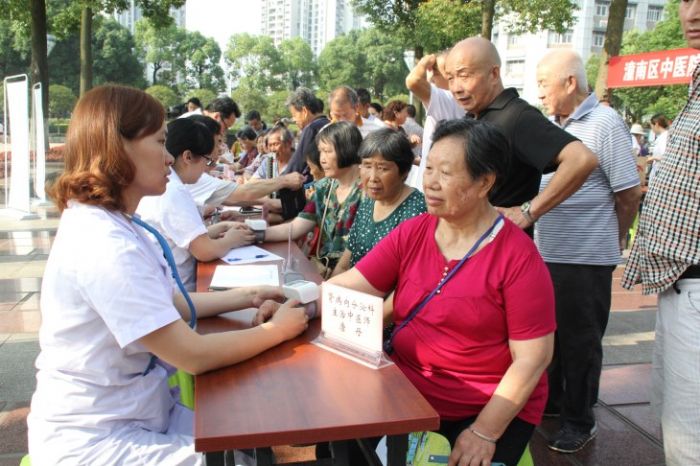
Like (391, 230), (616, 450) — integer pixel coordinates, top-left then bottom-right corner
(330, 118), (555, 466)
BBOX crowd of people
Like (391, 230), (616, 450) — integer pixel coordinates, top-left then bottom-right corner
(26, 1), (700, 464)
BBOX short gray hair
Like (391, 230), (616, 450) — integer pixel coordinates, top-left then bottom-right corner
(268, 125), (294, 144)
(285, 87), (322, 113)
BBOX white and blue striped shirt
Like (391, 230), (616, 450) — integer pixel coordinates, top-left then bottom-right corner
(535, 94), (640, 265)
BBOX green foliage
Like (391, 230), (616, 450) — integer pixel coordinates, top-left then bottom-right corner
(48, 84), (76, 118)
(145, 84), (178, 108)
(353, 0), (578, 51)
(266, 90), (293, 123)
(414, 0), (482, 53)
(231, 81), (267, 116)
(614, 0), (687, 121)
(279, 37), (317, 90)
(586, 54), (601, 88)
(93, 19), (146, 89)
(224, 33), (285, 92)
(48, 19), (144, 93)
(0, 16), (30, 78)
(383, 94), (410, 105)
(185, 88), (217, 108)
(134, 20), (184, 86)
(182, 31), (225, 92)
(317, 28), (406, 99)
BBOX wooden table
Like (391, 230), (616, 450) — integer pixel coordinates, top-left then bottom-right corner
(194, 241), (440, 465)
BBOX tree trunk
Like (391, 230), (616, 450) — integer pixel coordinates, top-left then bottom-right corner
(594, 0), (628, 102)
(29, 0), (49, 151)
(30, 0), (49, 118)
(152, 63), (161, 85)
(79, 5), (93, 96)
(481, 0), (497, 40)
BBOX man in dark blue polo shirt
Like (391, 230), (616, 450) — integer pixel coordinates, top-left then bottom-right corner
(445, 37), (598, 233)
(286, 87), (330, 182)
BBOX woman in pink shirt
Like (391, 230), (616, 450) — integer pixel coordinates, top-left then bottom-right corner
(330, 119), (556, 466)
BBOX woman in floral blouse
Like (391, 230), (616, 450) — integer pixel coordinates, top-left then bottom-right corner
(264, 122), (362, 277)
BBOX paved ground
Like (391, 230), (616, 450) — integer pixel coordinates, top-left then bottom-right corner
(0, 199), (664, 465)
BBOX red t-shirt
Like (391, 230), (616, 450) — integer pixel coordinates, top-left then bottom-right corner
(356, 214), (555, 425)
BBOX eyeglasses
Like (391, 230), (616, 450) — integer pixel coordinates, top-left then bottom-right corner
(202, 154), (216, 167)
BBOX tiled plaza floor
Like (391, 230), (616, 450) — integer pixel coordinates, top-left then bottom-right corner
(0, 201), (665, 465)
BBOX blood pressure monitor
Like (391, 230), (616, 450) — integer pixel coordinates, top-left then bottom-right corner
(245, 219), (267, 243)
(283, 280), (320, 319)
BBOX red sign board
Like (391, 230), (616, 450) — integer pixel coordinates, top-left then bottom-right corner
(608, 48), (700, 88)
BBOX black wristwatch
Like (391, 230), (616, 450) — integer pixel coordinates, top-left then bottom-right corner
(520, 201), (535, 224)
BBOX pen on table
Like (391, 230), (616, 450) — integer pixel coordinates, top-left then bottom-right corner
(226, 254), (269, 263)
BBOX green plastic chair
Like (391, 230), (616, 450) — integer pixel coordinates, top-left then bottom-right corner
(407, 431), (534, 465)
(20, 455), (31, 466)
(168, 369), (195, 409)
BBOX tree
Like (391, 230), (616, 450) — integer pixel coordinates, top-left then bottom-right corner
(145, 84), (178, 109)
(49, 19), (145, 94)
(231, 81), (269, 119)
(0, 16), (30, 79)
(613, 0), (687, 121)
(352, 0), (578, 53)
(92, 19), (145, 89)
(279, 37), (318, 90)
(317, 28), (406, 100)
(48, 84), (76, 117)
(185, 88), (217, 108)
(414, 0), (482, 52)
(183, 32), (225, 92)
(593, 0), (629, 101)
(224, 33), (285, 92)
(134, 20), (183, 86)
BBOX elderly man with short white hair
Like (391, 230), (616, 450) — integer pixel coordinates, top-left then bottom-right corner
(535, 49), (642, 454)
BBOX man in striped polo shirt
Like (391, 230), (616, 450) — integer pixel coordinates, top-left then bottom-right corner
(535, 50), (642, 453)
(623, 1), (700, 464)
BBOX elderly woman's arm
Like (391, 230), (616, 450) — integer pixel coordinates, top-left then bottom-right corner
(448, 333), (554, 466)
(329, 268), (385, 297)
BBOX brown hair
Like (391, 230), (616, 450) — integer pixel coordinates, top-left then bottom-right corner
(49, 85), (165, 212)
(382, 100), (407, 122)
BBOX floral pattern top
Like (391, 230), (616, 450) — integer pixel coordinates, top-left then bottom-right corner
(298, 177), (362, 261)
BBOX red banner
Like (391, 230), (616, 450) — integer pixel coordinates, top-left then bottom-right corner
(607, 48), (700, 88)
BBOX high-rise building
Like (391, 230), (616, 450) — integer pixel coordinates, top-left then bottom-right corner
(492, 0), (667, 104)
(262, 0), (366, 55)
(113, 0), (186, 34)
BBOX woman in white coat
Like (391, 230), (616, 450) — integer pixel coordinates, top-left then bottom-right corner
(137, 116), (255, 291)
(27, 85), (308, 465)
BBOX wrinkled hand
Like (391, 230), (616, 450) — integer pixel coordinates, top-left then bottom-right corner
(408, 134), (422, 147)
(252, 299), (282, 326)
(269, 299), (308, 340)
(224, 225), (256, 248)
(281, 172), (305, 190)
(448, 428), (496, 466)
(495, 206), (532, 229)
(252, 286), (285, 308)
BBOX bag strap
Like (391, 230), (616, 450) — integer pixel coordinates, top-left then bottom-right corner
(129, 215), (198, 375)
(384, 214), (503, 355)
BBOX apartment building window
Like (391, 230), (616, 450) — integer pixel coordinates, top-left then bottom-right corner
(507, 33), (521, 48)
(593, 31), (605, 47)
(595, 1), (610, 17)
(548, 30), (573, 45)
(647, 5), (662, 22)
(626, 4), (637, 20)
(506, 59), (525, 77)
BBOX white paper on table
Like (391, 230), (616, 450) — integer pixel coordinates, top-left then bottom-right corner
(209, 264), (280, 290)
(319, 283), (384, 355)
(221, 245), (283, 265)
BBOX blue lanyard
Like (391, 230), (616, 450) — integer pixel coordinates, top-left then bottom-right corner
(129, 215), (197, 375)
(384, 214), (503, 355)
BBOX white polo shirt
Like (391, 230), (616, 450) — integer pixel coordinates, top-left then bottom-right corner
(28, 202), (182, 464)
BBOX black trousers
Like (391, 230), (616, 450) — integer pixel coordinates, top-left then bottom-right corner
(328, 415), (534, 466)
(546, 263), (615, 432)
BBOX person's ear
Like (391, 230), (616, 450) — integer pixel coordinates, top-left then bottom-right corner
(478, 172), (496, 199)
(182, 150), (194, 163)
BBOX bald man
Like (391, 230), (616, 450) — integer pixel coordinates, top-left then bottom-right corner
(536, 49), (642, 454)
(445, 37), (598, 236)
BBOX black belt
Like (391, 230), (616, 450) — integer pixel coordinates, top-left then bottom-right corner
(679, 264), (700, 280)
